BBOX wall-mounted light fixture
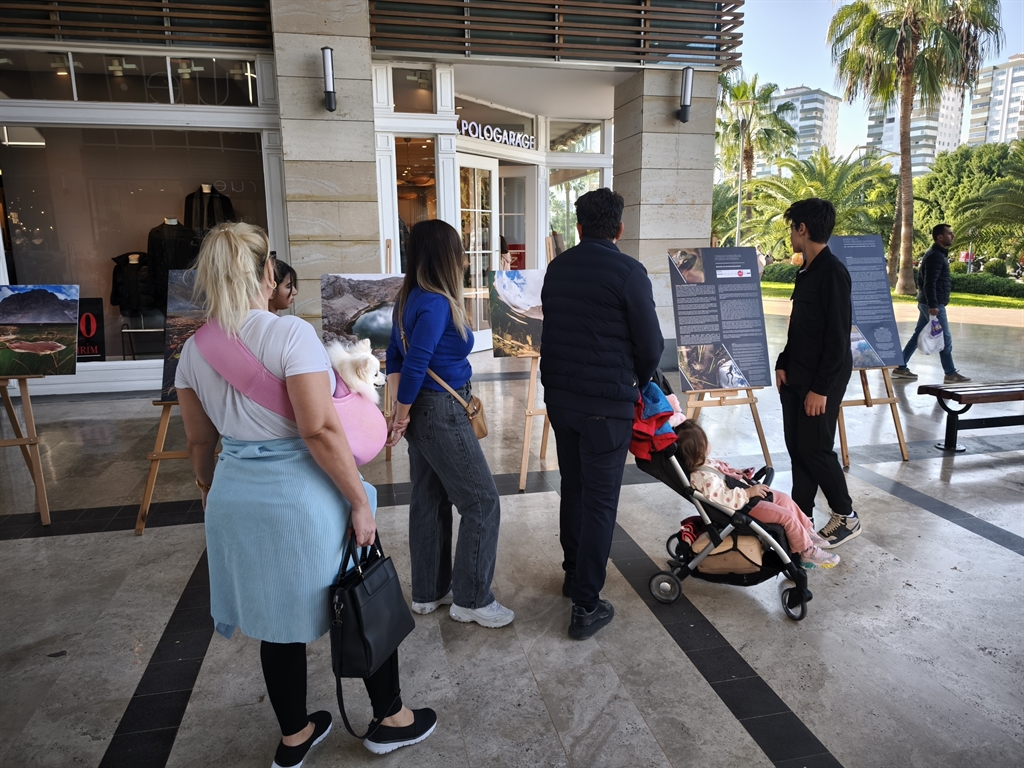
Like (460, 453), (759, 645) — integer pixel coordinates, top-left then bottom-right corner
(322, 46), (336, 112)
(675, 66), (695, 123)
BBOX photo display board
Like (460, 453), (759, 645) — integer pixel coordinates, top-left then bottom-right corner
(161, 270), (203, 402)
(489, 269), (545, 357)
(0, 285), (80, 376)
(668, 248), (772, 391)
(828, 235), (904, 369)
(321, 274), (405, 361)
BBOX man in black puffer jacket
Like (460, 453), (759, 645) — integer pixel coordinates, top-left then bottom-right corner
(891, 223), (970, 383)
(540, 188), (663, 640)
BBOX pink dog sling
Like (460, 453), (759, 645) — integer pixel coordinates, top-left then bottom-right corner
(193, 319), (387, 465)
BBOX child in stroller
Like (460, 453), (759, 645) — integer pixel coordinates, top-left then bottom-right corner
(674, 421), (839, 569)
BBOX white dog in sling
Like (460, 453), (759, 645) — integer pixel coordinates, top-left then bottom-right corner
(326, 338), (386, 405)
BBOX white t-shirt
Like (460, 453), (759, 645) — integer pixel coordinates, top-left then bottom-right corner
(175, 310), (335, 441)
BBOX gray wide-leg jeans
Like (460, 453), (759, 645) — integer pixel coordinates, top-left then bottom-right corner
(404, 383), (500, 610)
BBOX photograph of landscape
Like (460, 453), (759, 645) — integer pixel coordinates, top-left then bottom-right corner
(321, 274), (405, 360)
(161, 270), (204, 401)
(0, 285), (80, 377)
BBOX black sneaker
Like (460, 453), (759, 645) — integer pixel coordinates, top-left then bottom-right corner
(272, 710), (332, 768)
(817, 511), (862, 549)
(568, 599), (614, 640)
(562, 570), (574, 598)
(363, 707), (437, 755)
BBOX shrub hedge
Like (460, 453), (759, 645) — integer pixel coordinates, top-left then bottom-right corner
(762, 262), (800, 283)
(983, 259), (1008, 277)
(950, 272), (1024, 298)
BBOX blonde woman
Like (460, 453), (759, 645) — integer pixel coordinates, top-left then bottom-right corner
(175, 223), (435, 764)
(385, 220), (513, 628)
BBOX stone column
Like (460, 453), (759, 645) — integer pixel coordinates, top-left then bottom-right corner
(270, 0), (379, 331)
(613, 69), (718, 337)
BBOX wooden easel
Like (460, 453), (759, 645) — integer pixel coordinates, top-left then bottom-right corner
(519, 354), (550, 490)
(136, 400), (189, 535)
(836, 367), (908, 468)
(0, 376), (50, 524)
(683, 386), (772, 467)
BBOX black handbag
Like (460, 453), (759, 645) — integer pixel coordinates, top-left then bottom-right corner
(330, 532), (415, 738)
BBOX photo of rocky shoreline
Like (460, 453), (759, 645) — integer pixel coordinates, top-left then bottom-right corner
(0, 285), (79, 377)
(321, 274), (405, 360)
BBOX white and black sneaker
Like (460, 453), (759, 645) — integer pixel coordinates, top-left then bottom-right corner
(271, 710), (332, 768)
(817, 511), (862, 549)
(412, 590), (454, 615)
(363, 708), (437, 755)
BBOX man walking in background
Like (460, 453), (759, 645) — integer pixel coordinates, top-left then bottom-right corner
(891, 224), (970, 384)
(775, 198), (861, 549)
(540, 188), (663, 640)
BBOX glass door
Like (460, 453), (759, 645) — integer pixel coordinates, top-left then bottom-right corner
(457, 153), (499, 351)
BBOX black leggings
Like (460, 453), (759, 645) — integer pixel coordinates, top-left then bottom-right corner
(260, 641), (403, 736)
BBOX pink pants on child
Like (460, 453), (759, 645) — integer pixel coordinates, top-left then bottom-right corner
(750, 490), (813, 553)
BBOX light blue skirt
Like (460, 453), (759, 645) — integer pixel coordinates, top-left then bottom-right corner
(205, 436), (377, 644)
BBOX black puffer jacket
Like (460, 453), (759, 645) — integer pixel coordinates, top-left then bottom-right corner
(916, 244), (951, 308)
(540, 237), (664, 419)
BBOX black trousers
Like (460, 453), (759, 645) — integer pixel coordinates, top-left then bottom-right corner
(779, 377), (853, 518)
(548, 406), (632, 611)
(260, 642), (402, 736)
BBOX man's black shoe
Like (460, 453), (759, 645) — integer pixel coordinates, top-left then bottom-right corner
(568, 599), (614, 640)
(562, 570), (574, 598)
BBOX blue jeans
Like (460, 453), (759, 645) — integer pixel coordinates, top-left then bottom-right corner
(901, 303), (956, 375)
(405, 384), (500, 610)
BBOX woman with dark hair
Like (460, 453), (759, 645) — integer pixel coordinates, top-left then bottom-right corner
(385, 219), (513, 629)
(269, 257), (298, 313)
(175, 223), (435, 763)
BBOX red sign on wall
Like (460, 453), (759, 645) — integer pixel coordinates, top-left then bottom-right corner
(76, 298), (106, 362)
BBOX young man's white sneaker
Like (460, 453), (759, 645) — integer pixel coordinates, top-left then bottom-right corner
(411, 590), (454, 615)
(449, 600), (514, 628)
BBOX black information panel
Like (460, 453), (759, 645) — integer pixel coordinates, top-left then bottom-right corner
(668, 247), (772, 391)
(829, 235), (904, 369)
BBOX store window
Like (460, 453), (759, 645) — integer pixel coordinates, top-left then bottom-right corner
(392, 68), (434, 113)
(66, 53), (173, 104)
(172, 58), (258, 107)
(0, 127), (268, 359)
(395, 136), (436, 271)
(548, 168), (602, 252)
(549, 120), (602, 153)
(500, 176), (526, 269)
(0, 50), (76, 101)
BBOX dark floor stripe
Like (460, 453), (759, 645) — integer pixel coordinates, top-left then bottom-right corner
(846, 464), (1024, 556)
(98, 550), (212, 768)
(608, 524), (842, 768)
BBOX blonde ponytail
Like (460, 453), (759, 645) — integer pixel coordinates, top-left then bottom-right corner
(193, 222), (271, 335)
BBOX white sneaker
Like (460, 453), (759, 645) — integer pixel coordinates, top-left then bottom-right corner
(449, 600), (515, 628)
(411, 590), (454, 615)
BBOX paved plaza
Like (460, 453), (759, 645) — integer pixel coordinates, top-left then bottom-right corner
(1, 309), (1022, 768)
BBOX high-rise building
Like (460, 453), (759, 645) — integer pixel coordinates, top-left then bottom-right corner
(865, 88), (964, 176)
(968, 53), (1024, 145)
(754, 86), (840, 176)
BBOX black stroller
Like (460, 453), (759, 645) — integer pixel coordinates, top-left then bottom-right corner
(634, 371), (813, 620)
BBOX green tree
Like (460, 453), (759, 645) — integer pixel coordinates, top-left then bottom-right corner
(829, 0), (1003, 294)
(958, 140), (1024, 259)
(745, 148), (895, 257)
(716, 72), (798, 184)
(711, 181), (737, 246)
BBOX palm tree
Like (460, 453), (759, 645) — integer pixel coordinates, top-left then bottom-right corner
(959, 140), (1024, 258)
(828, 0), (1002, 294)
(710, 181), (738, 247)
(745, 148), (895, 257)
(717, 72), (798, 185)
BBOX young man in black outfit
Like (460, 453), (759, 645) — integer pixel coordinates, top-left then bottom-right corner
(540, 188), (663, 639)
(775, 198), (861, 548)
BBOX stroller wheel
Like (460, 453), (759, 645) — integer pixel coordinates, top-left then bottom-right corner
(666, 533), (683, 559)
(649, 571), (682, 604)
(781, 588), (808, 621)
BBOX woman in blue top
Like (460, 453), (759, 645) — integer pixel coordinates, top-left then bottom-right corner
(385, 220), (514, 628)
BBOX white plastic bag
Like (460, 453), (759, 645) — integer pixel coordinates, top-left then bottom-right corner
(917, 317), (944, 355)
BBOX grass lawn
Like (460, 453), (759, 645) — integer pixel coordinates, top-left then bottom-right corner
(759, 282), (1024, 310)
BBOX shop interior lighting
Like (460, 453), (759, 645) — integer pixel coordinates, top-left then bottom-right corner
(322, 47), (336, 112)
(51, 56), (69, 76)
(676, 66), (694, 123)
(0, 58), (12, 65)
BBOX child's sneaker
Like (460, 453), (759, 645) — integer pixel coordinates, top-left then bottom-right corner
(799, 543), (840, 569)
(817, 511), (862, 549)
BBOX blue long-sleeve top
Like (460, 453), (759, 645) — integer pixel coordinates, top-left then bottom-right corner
(385, 287), (474, 404)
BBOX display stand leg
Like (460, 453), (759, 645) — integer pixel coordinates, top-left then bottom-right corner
(136, 402), (177, 535)
(680, 387), (771, 466)
(519, 356), (549, 491)
(837, 407), (850, 468)
(747, 393), (772, 467)
(0, 378), (50, 525)
(882, 368), (909, 461)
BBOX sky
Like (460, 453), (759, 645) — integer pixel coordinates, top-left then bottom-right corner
(0, 285), (78, 303)
(740, 0), (1024, 156)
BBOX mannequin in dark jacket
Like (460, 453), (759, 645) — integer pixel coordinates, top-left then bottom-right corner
(775, 198), (860, 550)
(183, 185), (235, 239)
(540, 188), (663, 640)
(110, 252), (163, 318)
(892, 223), (970, 383)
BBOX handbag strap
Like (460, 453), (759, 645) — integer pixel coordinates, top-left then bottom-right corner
(192, 319), (296, 421)
(336, 677), (400, 741)
(398, 322), (471, 411)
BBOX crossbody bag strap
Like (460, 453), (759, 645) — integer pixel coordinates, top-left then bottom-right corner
(399, 322), (471, 410)
(192, 319), (296, 421)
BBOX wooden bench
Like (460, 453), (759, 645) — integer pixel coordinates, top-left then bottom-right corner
(917, 380), (1024, 452)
